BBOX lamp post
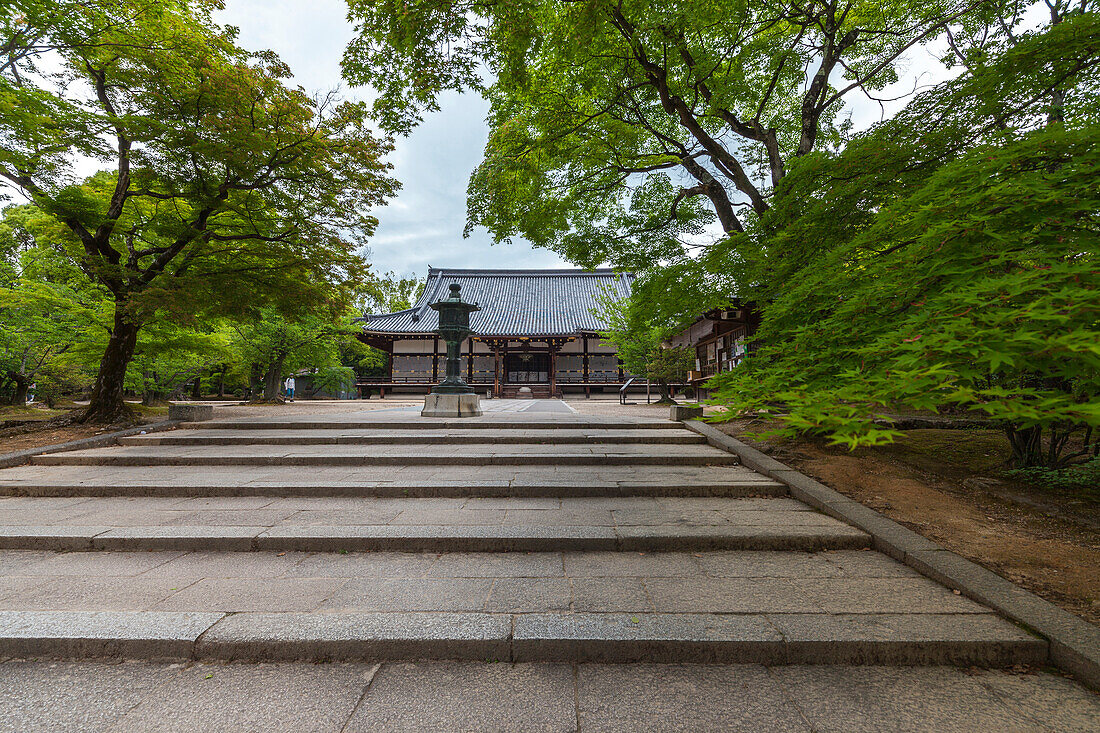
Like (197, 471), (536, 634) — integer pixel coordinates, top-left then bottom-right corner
(421, 283), (483, 417)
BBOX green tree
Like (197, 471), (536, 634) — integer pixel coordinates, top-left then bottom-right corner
(358, 270), (425, 314)
(596, 291), (693, 404)
(344, 0), (978, 269)
(121, 321), (230, 405)
(0, 281), (88, 405)
(0, 203), (105, 405)
(229, 308), (349, 401)
(705, 14), (1100, 467)
(1, 0), (397, 422)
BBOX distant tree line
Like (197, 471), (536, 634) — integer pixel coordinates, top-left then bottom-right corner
(0, 1), (413, 418)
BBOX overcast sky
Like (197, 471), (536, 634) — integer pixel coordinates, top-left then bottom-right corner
(219, 0), (571, 280)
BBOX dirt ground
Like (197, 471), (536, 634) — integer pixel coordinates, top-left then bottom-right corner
(0, 403), (169, 454)
(718, 420), (1100, 625)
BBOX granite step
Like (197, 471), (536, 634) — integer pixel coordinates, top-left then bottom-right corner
(118, 428), (708, 446)
(0, 494), (866, 552)
(7, 659), (1095, 732)
(0, 609), (1045, 666)
(178, 418), (678, 431)
(0, 464), (785, 498)
(31, 443), (740, 467)
(0, 523), (869, 553)
(0, 548), (1045, 665)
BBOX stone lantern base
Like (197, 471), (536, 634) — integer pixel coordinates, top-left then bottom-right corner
(422, 392), (483, 418)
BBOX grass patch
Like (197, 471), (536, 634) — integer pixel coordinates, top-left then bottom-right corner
(0, 405), (72, 422)
(869, 429), (1010, 476)
(129, 404), (170, 419)
(1006, 458), (1100, 502)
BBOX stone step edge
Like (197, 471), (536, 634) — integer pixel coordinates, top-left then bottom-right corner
(118, 435), (708, 446)
(31, 454), (741, 468)
(0, 524), (870, 553)
(178, 421), (680, 430)
(0, 482), (787, 499)
(0, 611), (1046, 666)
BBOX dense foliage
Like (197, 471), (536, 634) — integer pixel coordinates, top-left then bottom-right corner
(1, 0), (397, 421)
(345, 0), (974, 268)
(0, 192), (420, 406)
(708, 123), (1099, 466)
(703, 11), (1100, 467)
(344, 0), (1099, 467)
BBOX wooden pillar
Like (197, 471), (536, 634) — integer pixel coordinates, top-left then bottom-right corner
(549, 343), (558, 398)
(467, 338), (474, 383)
(492, 345), (501, 398)
(432, 337), (439, 382)
(582, 337), (590, 398)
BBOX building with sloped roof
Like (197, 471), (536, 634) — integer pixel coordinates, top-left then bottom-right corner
(357, 267), (636, 398)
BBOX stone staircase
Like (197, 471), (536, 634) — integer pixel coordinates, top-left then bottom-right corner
(0, 409), (1043, 667)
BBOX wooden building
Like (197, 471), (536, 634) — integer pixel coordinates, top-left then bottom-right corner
(668, 303), (760, 398)
(357, 268), (637, 398)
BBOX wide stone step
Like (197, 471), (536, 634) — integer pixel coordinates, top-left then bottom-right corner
(0, 549), (1044, 665)
(118, 428), (707, 446)
(0, 525), (868, 553)
(0, 494), (862, 552)
(0, 465), (784, 498)
(179, 418), (678, 430)
(31, 443), (739, 467)
(0, 610), (1044, 666)
(6, 659), (1094, 732)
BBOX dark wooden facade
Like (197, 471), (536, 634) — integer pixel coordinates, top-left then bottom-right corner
(668, 303), (761, 397)
(356, 268), (637, 398)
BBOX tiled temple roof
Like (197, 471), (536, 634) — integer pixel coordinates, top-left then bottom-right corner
(360, 268), (634, 337)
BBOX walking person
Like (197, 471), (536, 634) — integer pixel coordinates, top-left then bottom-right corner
(284, 375), (295, 402)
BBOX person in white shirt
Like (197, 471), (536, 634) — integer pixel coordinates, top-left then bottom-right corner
(284, 376), (295, 402)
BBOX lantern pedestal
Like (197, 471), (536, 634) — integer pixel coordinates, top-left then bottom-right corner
(421, 392), (482, 418)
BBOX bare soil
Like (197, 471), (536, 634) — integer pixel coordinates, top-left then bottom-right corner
(718, 420), (1100, 624)
(0, 404), (168, 454)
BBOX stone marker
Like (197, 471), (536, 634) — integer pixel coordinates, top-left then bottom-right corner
(670, 404), (703, 421)
(168, 404), (214, 421)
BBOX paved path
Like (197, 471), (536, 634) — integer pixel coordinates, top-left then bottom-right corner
(0, 402), (1096, 729)
(2, 659), (1096, 732)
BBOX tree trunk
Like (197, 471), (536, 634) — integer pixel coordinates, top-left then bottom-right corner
(1005, 424), (1044, 468)
(141, 370), (153, 406)
(654, 380), (676, 405)
(248, 363), (264, 399)
(263, 353), (286, 401)
(191, 376), (202, 400)
(80, 305), (140, 424)
(6, 372), (29, 407)
(217, 366), (227, 398)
